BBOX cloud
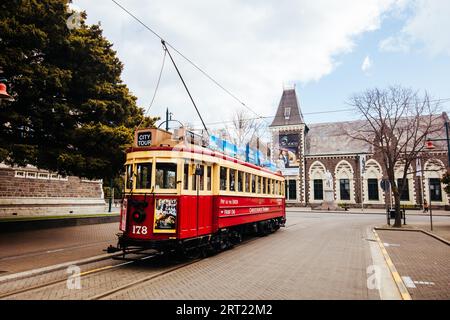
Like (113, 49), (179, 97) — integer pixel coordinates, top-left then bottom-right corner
(361, 55), (373, 74)
(380, 0), (450, 56)
(73, 0), (399, 128)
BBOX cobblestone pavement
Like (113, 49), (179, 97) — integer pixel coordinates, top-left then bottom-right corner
(376, 229), (450, 300)
(0, 223), (118, 274)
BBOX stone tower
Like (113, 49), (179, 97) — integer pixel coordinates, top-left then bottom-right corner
(269, 87), (307, 206)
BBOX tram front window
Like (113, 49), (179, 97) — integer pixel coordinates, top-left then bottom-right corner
(156, 163), (177, 189)
(136, 163), (152, 189)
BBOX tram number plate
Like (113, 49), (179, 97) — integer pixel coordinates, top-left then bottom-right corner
(132, 226), (148, 235)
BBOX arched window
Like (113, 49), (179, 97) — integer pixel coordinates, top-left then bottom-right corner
(363, 159), (384, 203)
(424, 159), (448, 205)
(335, 160), (355, 203)
(309, 161), (326, 203)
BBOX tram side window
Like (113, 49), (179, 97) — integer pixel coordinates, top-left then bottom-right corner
(136, 163), (152, 189)
(199, 165), (205, 191)
(251, 175), (256, 193)
(245, 173), (250, 193)
(262, 178), (267, 193)
(229, 169), (236, 192)
(257, 176), (262, 194)
(183, 164), (189, 190)
(237, 171), (243, 192)
(220, 167), (227, 191)
(155, 163), (177, 189)
(126, 164), (133, 189)
(206, 166), (212, 191)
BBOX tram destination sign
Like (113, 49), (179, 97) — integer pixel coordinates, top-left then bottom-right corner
(136, 130), (152, 147)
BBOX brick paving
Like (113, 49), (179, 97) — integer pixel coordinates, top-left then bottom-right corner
(106, 213), (381, 300)
(377, 229), (450, 300)
(1, 213), (384, 300)
(0, 223), (118, 274)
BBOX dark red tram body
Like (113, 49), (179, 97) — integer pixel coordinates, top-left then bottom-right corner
(117, 128), (286, 254)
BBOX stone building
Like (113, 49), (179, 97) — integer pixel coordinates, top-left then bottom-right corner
(270, 88), (450, 209)
(0, 163), (105, 217)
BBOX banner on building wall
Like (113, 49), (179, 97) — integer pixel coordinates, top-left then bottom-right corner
(278, 134), (300, 168)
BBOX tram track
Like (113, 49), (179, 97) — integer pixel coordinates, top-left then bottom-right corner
(90, 236), (264, 300)
(0, 249), (157, 299)
(1, 234), (268, 300)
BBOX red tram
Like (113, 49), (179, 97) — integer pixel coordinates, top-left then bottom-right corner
(116, 128), (286, 256)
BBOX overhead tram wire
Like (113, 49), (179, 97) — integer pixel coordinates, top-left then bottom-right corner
(110, 0), (267, 123)
(161, 40), (209, 135)
(137, 50), (167, 129)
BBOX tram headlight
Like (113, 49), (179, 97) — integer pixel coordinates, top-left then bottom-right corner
(132, 209), (146, 223)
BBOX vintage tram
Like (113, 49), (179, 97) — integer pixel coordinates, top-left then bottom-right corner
(116, 128), (286, 256)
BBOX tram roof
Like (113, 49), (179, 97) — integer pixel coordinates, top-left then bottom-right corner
(126, 145), (283, 177)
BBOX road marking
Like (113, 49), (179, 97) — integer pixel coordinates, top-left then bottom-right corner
(413, 280), (435, 286)
(383, 243), (400, 247)
(46, 249), (64, 253)
(402, 276), (417, 288)
(373, 229), (412, 300)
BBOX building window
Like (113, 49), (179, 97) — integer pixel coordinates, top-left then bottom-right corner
(155, 163), (177, 189)
(397, 179), (409, 201)
(136, 163), (152, 189)
(429, 178), (442, 202)
(340, 179), (350, 200)
(37, 173), (49, 179)
(14, 171), (26, 178)
(313, 179), (323, 200)
(286, 179), (297, 200)
(26, 172), (37, 179)
(367, 179), (379, 201)
(284, 107), (291, 120)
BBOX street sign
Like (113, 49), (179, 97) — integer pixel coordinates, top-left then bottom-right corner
(380, 179), (390, 191)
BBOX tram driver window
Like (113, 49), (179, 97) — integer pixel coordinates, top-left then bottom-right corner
(155, 163), (177, 189)
(126, 164), (134, 189)
(136, 163), (152, 189)
(206, 166), (212, 191)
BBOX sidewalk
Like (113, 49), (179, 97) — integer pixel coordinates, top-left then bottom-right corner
(287, 206), (450, 216)
(0, 212), (120, 233)
(376, 229), (450, 300)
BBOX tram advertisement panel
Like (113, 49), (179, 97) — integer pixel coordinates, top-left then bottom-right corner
(154, 199), (177, 233)
(278, 133), (299, 168)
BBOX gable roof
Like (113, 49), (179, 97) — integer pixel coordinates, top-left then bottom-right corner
(305, 113), (448, 156)
(269, 89), (304, 127)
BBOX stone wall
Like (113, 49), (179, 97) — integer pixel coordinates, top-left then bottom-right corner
(0, 166), (106, 218)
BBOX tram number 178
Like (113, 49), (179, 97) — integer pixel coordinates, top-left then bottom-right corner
(132, 226), (148, 235)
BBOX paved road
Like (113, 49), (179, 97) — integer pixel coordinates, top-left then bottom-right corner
(0, 223), (118, 274)
(2, 211), (449, 299)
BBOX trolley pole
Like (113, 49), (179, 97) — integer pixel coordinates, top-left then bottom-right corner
(166, 108), (169, 132)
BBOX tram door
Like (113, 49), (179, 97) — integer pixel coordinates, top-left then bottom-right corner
(194, 164), (213, 236)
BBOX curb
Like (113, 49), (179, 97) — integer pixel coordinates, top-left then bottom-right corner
(372, 229), (412, 301)
(0, 215), (120, 233)
(374, 227), (450, 246)
(0, 250), (126, 284)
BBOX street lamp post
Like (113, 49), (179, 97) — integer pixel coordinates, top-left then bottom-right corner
(429, 183), (433, 231)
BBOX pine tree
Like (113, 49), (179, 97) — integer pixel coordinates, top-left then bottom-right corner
(0, 0), (156, 179)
